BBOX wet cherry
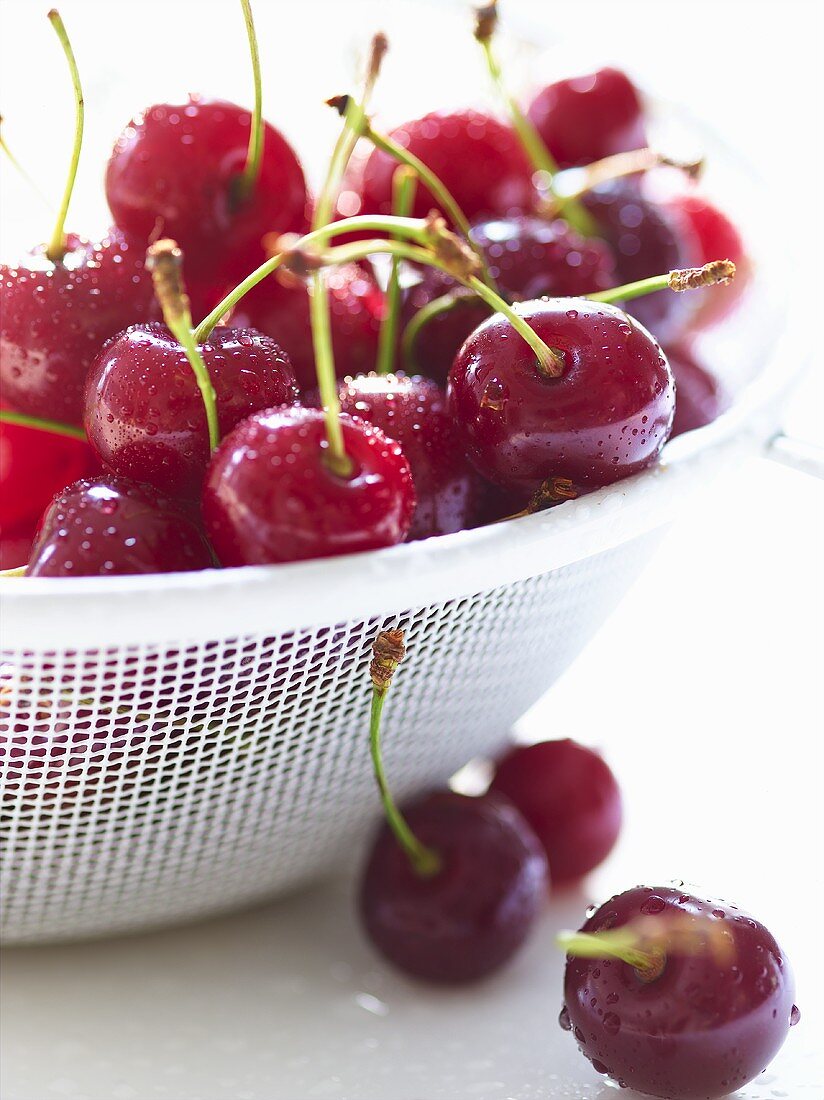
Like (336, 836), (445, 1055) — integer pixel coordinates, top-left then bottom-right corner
(202, 406), (415, 565)
(526, 67), (647, 170)
(666, 342), (730, 438)
(26, 475), (214, 577)
(84, 322), (298, 498)
(448, 298), (674, 497)
(490, 739), (621, 883)
(561, 885), (799, 1098)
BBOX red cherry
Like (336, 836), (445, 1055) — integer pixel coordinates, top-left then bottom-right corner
(202, 406), (415, 565)
(233, 263), (384, 389)
(666, 342), (730, 438)
(402, 215), (616, 384)
(26, 476), (214, 577)
(0, 229), (157, 424)
(0, 530), (35, 571)
(448, 298), (674, 496)
(334, 373), (481, 539)
(360, 790), (548, 983)
(344, 110), (536, 227)
(526, 67), (647, 170)
(105, 97), (310, 290)
(490, 739), (621, 883)
(562, 886), (799, 1098)
(84, 323), (298, 498)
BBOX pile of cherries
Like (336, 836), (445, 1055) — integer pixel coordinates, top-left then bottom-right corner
(0, 3), (744, 578)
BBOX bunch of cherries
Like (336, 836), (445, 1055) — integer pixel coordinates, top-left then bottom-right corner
(0, 2), (744, 579)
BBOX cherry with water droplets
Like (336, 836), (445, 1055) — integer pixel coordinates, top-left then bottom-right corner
(667, 342), (731, 438)
(26, 475), (214, 577)
(490, 739), (622, 884)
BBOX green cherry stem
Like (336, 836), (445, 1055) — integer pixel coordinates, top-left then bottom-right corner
(0, 408), (86, 442)
(45, 10), (83, 263)
(588, 259), (736, 305)
(369, 631), (441, 877)
(400, 290), (483, 372)
(0, 116), (53, 210)
(544, 148), (704, 215)
(375, 166), (417, 374)
(0, 566), (27, 578)
(146, 240), (220, 453)
(557, 929), (665, 982)
(237, 0), (264, 199)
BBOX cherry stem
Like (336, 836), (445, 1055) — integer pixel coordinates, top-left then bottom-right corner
(237, 0), (263, 199)
(45, 10), (83, 263)
(500, 477), (578, 522)
(558, 929), (665, 983)
(376, 166), (417, 375)
(369, 631), (441, 878)
(473, 2), (598, 238)
(0, 566), (27, 578)
(0, 408), (86, 442)
(588, 259), (736, 305)
(400, 289), (485, 372)
(0, 116), (53, 210)
(146, 240), (220, 453)
(545, 148), (704, 213)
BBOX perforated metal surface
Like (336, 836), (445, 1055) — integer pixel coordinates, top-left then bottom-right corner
(0, 535), (658, 943)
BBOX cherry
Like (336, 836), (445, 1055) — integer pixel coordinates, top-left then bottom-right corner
(666, 342), (730, 438)
(105, 96), (309, 291)
(26, 475), (214, 577)
(490, 739), (621, 884)
(561, 885), (799, 1098)
(202, 406), (415, 565)
(85, 322), (298, 498)
(358, 630), (548, 983)
(448, 298), (674, 496)
(232, 263), (384, 390)
(334, 372), (481, 539)
(581, 179), (699, 340)
(526, 67), (647, 170)
(0, 531), (34, 571)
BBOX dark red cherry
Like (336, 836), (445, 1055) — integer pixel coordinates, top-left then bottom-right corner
(232, 263), (384, 390)
(334, 373), (481, 539)
(448, 298), (674, 496)
(202, 406), (415, 565)
(105, 97), (310, 288)
(666, 343), (730, 438)
(402, 215), (617, 384)
(344, 110), (536, 227)
(562, 885), (799, 1098)
(0, 229), (157, 425)
(526, 67), (646, 170)
(0, 530), (34, 570)
(26, 476), (214, 577)
(490, 739), (621, 883)
(360, 790), (548, 983)
(84, 322), (298, 498)
(581, 178), (698, 341)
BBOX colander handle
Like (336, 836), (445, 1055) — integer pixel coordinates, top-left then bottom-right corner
(766, 432), (824, 480)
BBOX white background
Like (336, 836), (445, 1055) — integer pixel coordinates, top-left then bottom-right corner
(1, 1), (823, 1098)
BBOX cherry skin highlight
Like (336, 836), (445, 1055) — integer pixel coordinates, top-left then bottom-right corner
(0, 229), (157, 425)
(105, 97), (310, 288)
(26, 476), (214, 577)
(490, 739), (621, 883)
(84, 323), (298, 498)
(202, 406), (416, 566)
(359, 790), (548, 983)
(666, 343), (731, 438)
(562, 885), (799, 1098)
(448, 298), (674, 497)
(334, 373), (481, 540)
(527, 67), (647, 170)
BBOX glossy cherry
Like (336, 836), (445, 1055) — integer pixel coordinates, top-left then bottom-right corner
(105, 97), (310, 289)
(490, 739), (621, 883)
(0, 229), (157, 424)
(582, 179), (698, 341)
(448, 298), (674, 496)
(402, 215), (616, 383)
(334, 373), (481, 540)
(26, 475), (214, 577)
(526, 67), (647, 170)
(360, 790), (548, 983)
(232, 263), (384, 390)
(561, 885), (799, 1098)
(666, 343), (730, 438)
(84, 322), (298, 498)
(202, 406), (415, 565)
(343, 110), (536, 227)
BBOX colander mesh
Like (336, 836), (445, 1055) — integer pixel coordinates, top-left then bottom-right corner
(0, 537), (655, 942)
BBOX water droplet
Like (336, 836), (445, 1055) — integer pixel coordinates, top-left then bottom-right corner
(603, 1012), (621, 1035)
(558, 1006), (571, 1031)
(790, 1004), (801, 1026)
(641, 895), (666, 915)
